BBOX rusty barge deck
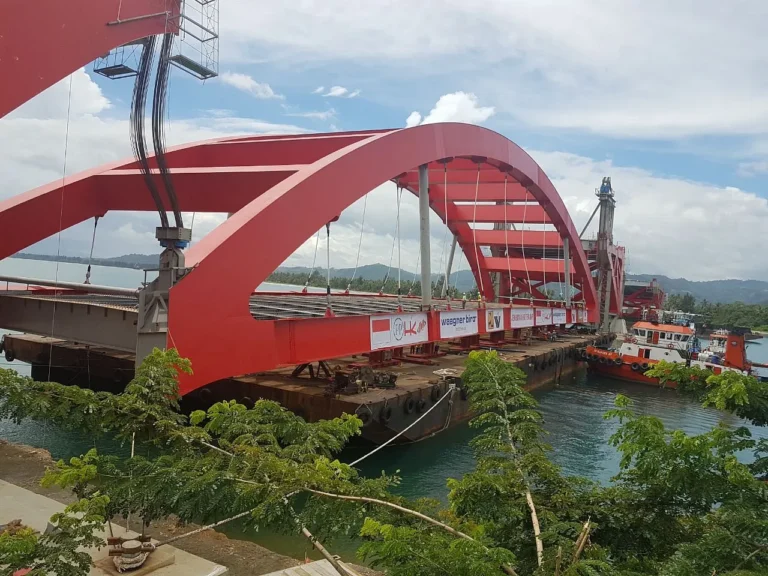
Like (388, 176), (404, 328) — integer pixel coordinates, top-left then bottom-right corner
(1, 331), (609, 444)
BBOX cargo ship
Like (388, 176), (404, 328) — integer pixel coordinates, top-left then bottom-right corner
(583, 322), (753, 387)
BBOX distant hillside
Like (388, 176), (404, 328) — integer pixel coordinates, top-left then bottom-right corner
(13, 252), (158, 270)
(627, 274), (768, 305)
(277, 264), (478, 291)
(12, 253), (768, 304)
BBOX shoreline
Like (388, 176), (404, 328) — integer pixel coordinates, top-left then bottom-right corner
(0, 439), (379, 576)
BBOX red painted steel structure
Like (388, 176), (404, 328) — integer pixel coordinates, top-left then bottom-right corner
(0, 1), (601, 393)
(1, 0), (181, 119)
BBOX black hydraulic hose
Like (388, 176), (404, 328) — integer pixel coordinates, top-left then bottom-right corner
(130, 35), (168, 227)
(152, 33), (183, 228)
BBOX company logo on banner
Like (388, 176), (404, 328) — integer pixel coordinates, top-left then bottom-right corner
(535, 308), (553, 325)
(578, 309), (588, 323)
(485, 309), (504, 332)
(511, 307), (535, 328)
(440, 310), (479, 338)
(370, 313), (429, 350)
(553, 308), (567, 325)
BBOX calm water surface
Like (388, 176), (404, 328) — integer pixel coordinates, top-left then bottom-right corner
(2, 259), (768, 559)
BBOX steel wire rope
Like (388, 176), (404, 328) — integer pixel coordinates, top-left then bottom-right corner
(346, 193), (368, 293)
(503, 175), (513, 303)
(348, 388), (454, 467)
(436, 162), (451, 299)
(47, 73), (74, 381)
(542, 205), (547, 303)
(379, 187), (401, 294)
(325, 222), (332, 313)
(84, 216), (101, 285)
(520, 189), (533, 304)
(471, 165), (485, 299)
(396, 185), (402, 308)
(452, 244), (465, 298)
(130, 35), (167, 227)
(408, 251), (420, 296)
(303, 230), (322, 291)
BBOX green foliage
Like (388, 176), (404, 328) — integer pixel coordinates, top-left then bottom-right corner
(665, 292), (768, 330)
(6, 349), (768, 576)
(645, 361), (768, 426)
(0, 495), (108, 576)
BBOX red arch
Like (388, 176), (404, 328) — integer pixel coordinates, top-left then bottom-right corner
(0, 127), (598, 392)
(1, 0), (180, 119)
(169, 124), (597, 390)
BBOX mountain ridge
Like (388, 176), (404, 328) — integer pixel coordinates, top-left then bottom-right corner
(12, 253), (768, 304)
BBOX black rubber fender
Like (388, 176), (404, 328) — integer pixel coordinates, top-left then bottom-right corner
(404, 397), (415, 415)
(459, 386), (468, 401)
(380, 405), (393, 424)
(358, 410), (371, 427)
(598, 356), (607, 364)
(4, 348), (14, 362)
(641, 362), (650, 371)
(416, 398), (427, 413)
(631, 362), (640, 372)
(613, 357), (622, 366)
(430, 384), (441, 403)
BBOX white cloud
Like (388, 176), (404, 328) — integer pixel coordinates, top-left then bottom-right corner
(737, 160), (768, 177)
(286, 108), (337, 121)
(315, 85), (361, 98)
(0, 70), (306, 258)
(405, 112), (422, 128)
(406, 92), (495, 126)
(324, 86), (349, 97)
(220, 0), (768, 139)
(219, 72), (284, 100)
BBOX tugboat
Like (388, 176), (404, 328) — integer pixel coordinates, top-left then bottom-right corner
(583, 320), (753, 387)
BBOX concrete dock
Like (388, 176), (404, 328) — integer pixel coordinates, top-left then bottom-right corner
(0, 479), (227, 576)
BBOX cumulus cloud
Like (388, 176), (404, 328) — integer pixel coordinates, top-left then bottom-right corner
(406, 92), (495, 127)
(285, 108), (337, 120)
(220, 0), (768, 139)
(316, 86), (360, 98)
(220, 72), (284, 100)
(0, 70), (306, 257)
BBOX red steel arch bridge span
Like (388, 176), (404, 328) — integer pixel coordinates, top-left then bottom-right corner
(0, 0), (624, 397)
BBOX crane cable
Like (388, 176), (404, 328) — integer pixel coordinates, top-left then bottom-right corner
(303, 230), (322, 292)
(503, 175), (513, 303)
(471, 164), (485, 299)
(396, 185), (403, 308)
(130, 35), (167, 227)
(84, 216), (101, 285)
(151, 32), (182, 227)
(380, 190), (400, 295)
(346, 193), (368, 293)
(438, 162), (451, 300)
(521, 190), (533, 304)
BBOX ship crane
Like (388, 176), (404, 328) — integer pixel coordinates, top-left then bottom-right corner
(579, 177), (626, 333)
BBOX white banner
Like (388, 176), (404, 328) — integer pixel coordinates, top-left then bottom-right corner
(439, 310), (479, 338)
(577, 309), (588, 323)
(370, 313), (429, 350)
(485, 309), (504, 332)
(510, 307), (535, 328)
(535, 308), (553, 325)
(553, 308), (567, 325)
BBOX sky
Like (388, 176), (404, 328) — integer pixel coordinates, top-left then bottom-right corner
(2, 0), (768, 282)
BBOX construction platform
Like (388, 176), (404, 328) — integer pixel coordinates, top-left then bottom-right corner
(0, 479), (227, 576)
(0, 331), (610, 444)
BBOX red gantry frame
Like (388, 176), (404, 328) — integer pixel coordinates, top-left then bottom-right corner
(0, 1), (602, 394)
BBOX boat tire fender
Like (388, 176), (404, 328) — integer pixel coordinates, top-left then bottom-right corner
(404, 397), (415, 415)
(641, 362), (650, 371)
(380, 406), (393, 424)
(430, 385), (441, 403)
(613, 357), (622, 366)
(416, 398), (427, 413)
(4, 348), (14, 363)
(631, 362), (640, 372)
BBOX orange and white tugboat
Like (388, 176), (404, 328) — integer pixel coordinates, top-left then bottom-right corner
(583, 320), (753, 387)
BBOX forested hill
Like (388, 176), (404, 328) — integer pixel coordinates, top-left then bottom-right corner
(627, 274), (768, 305)
(11, 253), (768, 305)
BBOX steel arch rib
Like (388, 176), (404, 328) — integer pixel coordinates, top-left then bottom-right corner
(1, 0), (181, 119)
(170, 123), (598, 391)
